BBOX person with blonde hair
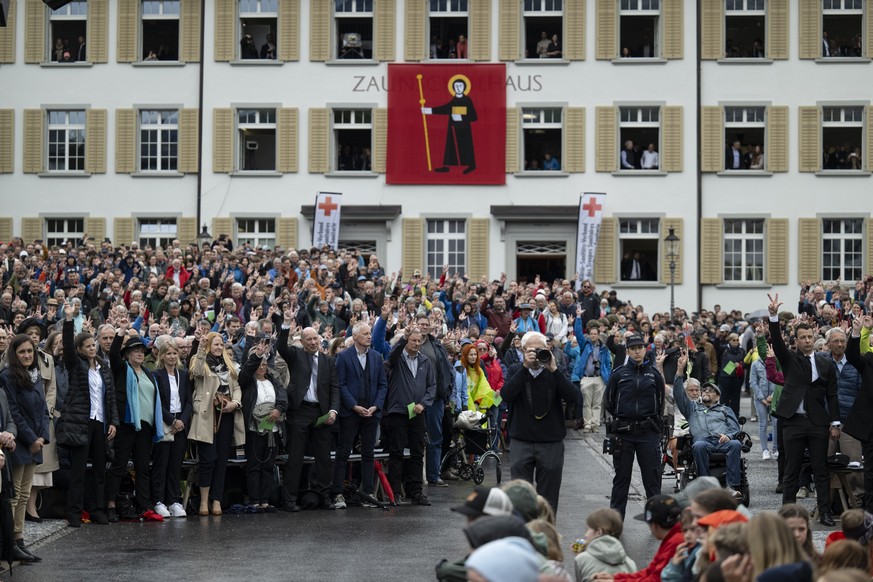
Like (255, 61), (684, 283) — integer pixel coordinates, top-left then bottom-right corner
(735, 512), (812, 580)
(535, 494), (555, 525)
(818, 540), (869, 577)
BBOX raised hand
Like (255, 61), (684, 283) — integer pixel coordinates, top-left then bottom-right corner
(766, 293), (782, 316)
(676, 352), (688, 370)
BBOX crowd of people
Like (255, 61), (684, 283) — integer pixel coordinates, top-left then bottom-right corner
(2, 232), (873, 580)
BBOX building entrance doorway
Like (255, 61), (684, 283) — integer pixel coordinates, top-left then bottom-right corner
(515, 242), (566, 285)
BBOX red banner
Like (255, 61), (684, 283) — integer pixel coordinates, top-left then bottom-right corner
(387, 64), (506, 185)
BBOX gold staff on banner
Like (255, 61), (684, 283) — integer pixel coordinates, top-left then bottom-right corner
(416, 74), (433, 172)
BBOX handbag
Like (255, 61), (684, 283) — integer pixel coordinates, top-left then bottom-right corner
(161, 421), (175, 443)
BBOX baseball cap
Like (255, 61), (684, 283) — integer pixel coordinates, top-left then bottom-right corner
(634, 494), (682, 527)
(625, 334), (645, 348)
(701, 382), (721, 395)
(518, 303), (533, 311)
(697, 509), (748, 528)
(451, 487), (514, 519)
(719, 324), (731, 333)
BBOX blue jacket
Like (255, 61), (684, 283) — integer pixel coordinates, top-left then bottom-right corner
(451, 362), (468, 411)
(572, 319), (612, 383)
(371, 316), (391, 358)
(0, 369), (51, 466)
(563, 342), (580, 375)
(335, 345), (388, 418)
(673, 377), (741, 443)
(820, 352), (861, 424)
(749, 358), (777, 401)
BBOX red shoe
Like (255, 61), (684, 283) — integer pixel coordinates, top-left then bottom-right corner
(139, 509), (165, 522)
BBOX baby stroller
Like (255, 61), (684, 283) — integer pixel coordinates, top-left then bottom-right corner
(440, 410), (502, 485)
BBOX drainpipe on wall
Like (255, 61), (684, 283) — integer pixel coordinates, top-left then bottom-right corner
(195, 0), (206, 231)
(696, 0), (704, 314)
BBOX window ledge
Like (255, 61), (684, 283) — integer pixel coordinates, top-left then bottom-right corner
(516, 58), (569, 66)
(325, 59), (380, 67)
(612, 170), (668, 177)
(717, 58), (773, 65)
(611, 58), (668, 65)
(326, 171), (380, 178)
(132, 61), (186, 68)
(38, 171), (91, 178)
(39, 62), (94, 68)
(231, 171), (283, 177)
(612, 282), (666, 289)
(716, 170), (773, 177)
(715, 283), (772, 289)
(815, 170), (871, 177)
(229, 59), (283, 66)
(815, 57), (871, 64)
(514, 171), (569, 178)
(131, 172), (185, 178)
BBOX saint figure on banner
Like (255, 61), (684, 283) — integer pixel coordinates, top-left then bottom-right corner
(421, 74), (478, 174)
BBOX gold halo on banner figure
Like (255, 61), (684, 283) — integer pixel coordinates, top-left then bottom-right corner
(447, 74), (472, 95)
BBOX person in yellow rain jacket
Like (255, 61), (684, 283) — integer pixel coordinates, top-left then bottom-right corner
(460, 343), (496, 414)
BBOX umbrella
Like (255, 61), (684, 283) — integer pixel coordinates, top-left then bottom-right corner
(0, 466), (15, 570)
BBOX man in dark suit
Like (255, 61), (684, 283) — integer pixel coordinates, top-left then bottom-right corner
(329, 322), (388, 509)
(725, 140), (744, 170)
(277, 308), (340, 512)
(844, 314), (873, 512)
(767, 293), (841, 525)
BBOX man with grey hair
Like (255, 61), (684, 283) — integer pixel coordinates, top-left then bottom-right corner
(502, 331), (581, 511)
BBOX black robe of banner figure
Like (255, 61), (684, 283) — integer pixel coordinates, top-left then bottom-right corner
(425, 77), (477, 174)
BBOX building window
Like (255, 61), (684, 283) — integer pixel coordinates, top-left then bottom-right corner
(724, 106), (765, 170)
(139, 218), (178, 248)
(142, 0), (180, 61)
(338, 240), (378, 262)
(47, 110), (86, 172)
(139, 110), (179, 172)
(618, 218), (659, 281)
(49, 1), (88, 62)
(822, 0), (864, 57)
(724, 0), (766, 58)
(333, 109), (372, 172)
(426, 219), (466, 279)
(429, 0), (468, 59)
(521, 107), (562, 171)
(619, 0), (659, 58)
(619, 106), (660, 170)
(822, 106), (865, 170)
(822, 218), (863, 281)
(236, 218), (276, 249)
(239, 0), (277, 60)
(237, 108), (276, 171)
(523, 0), (563, 59)
(723, 218), (764, 282)
(335, 0), (373, 60)
(45, 217), (84, 248)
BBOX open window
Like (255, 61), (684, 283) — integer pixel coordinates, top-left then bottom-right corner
(428, 0), (468, 58)
(723, 106), (766, 170)
(139, 110), (179, 172)
(822, 0), (864, 57)
(237, 108), (277, 171)
(724, 0), (765, 58)
(239, 0), (277, 59)
(521, 107), (562, 171)
(723, 218), (764, 282)
(335, 0), (373, 60)
(47, 110), (86, 172)
(822, 106), (865, 170)
(49, 1), (87, 63)
(822, 218), (864, 281)
(141, 0), (179, 61)
(619, 0), (659, 58)
(619, 106), (660, 170)
(332, 109), (372, 172)
(523, 0), (563, 59)
(618, 218), (659, 281)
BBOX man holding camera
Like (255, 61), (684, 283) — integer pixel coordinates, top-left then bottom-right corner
(605, 334), (665, 519)
(502, 331), (581, 511)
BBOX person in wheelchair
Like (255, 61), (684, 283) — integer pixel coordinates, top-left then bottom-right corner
(673, 353), (743, 499)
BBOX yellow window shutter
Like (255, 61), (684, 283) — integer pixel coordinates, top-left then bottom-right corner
(868, 0), (873, 59)
(661, 106), (682, 172)
(867, 218), (873, 277)
(660, 218), (683, 285)
(766, 105), (788, 172)
(469, 0), (491, 61)
(467, 218), (490, 281)
(24, 0), (45, 64)
(699, 218), (723, 285)
(308, 108), (330, 174)
(117, 0), (138, 63)
(179, 108), (200, 174)
(797, 218), (821, 283)
(595, 0), (616, 60)
(767, 0), (788, 59)
(212, 217), (232, 241)
(798, 0), (820, 59)
(404, 0), (426, 61)
(505, 107), (519, 173)
(180, 0), (202, 63)
(86, 109), (107, 174)
(278, 0), (300, 62)
(214, 0), (236, 62)
(0, 0), (16, 64)
(277, 107), (299, 173)
(113, 217), (135, 247)
(866, 106), (873, 172)
(798, 106), (821, 173)
(700, 0), (723, 60)
(498, 0), (520, 61)
(23, 109), (43, 174)
(700, 106), (723, 173)
(84, 217), (106, 243)
(115, 108), (136, 174)
(212, 108), (233, 173)
(564, 0), (585, 61)
(372, 107), (388, 174)
(309, 0), (330, 61)
(22, 217), (42, 244)
(402, 218), (425, 275)
(765, 218), (788, 285)
(0, 110), (13, 174)
(0, 218), (12, 243)
(276, 217), (298, 249)
(594, 106), (616, 172)
(593, 217), (617, 285)
(563, 107), (585, 173)
(177, 217), (197, 245)
(87, 0), (108, 63)
(661, 0), (682, 59)
(374, 0), (396, 61)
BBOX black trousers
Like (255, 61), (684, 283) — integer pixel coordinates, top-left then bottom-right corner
(720, 383), (741, 419)
(441, 407), (454, 461)
(331, 413), (379, 496)
(776, 416), (786, 485)
(862, 438), (873, 512)
(284, 403), (332, 501)
(197, 413), (234, 503)
(383, 412), (426, 499)
(610, 430), (662, 519)
(244, 430), (278, 504)
(782, 414), (830, 512)
(107, 422), (154, 513)
(67, 419), (107, 520)
(151, 428), (187, 506)
(509, 439), (565, 511)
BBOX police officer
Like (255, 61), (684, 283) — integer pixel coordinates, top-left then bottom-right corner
(605, 334), (665, 519)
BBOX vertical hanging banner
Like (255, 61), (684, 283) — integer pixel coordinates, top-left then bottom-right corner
(387, 64), (506, 185)
(312, 192), (342, 250)
(575, 193), (607, 283)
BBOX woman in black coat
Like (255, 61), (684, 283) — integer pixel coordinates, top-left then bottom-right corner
(55, 313), (118, 528)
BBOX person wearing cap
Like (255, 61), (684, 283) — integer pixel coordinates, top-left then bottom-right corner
(604, 333), (666, 519)
(451, 486), (514, 523)
(513, 304), (540, 334)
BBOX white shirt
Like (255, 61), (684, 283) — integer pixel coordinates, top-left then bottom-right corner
(356, 349), (368, 371)
(88, 364), (104, 423)
(641, 150), (659, 169)
(256, 378), (276, 406)
(304, 352), (319, 403)
(168, 371), (181, 414)
(402, 350), (419, 378)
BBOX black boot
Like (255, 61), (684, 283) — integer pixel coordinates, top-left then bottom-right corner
(15, 540), (40, 562)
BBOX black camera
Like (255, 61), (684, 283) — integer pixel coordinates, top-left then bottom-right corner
(536, 348), (552, 364)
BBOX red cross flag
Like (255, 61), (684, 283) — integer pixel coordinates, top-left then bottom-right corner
(313, 192), (342, 250)
(575, 193), (607, 284)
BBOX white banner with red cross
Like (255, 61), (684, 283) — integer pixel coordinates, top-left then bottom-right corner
(575, 193), (606, 285)
(312, 192), (342, 250)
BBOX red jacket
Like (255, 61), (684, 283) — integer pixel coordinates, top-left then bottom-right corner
(165, 265), (191, 288)
(614, 523), (683, 582)
(481, 356), (504, 393)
